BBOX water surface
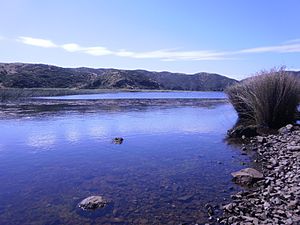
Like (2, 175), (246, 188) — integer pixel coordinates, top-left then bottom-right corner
(0, 92), (249, 224)
(38, 91), (226, 100)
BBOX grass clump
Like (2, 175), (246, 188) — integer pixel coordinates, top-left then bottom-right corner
(226, 67), (300, 129)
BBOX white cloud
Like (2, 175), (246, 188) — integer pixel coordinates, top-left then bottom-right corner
(83, 46), (112, 56)
(239, 42), (300, 54)
(16, 36), (300, 61)
(61, 43), (112, 56)
(18, 36), (57, 48)
(283, 38), (300, 44)
(127, 49), (227, 60)
(16, 36), (231, 60)
(61, 43), (82, 52)
(115, 49), (135, 57)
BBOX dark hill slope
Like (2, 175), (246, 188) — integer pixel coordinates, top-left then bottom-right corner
(0, 63), (238, 91)
(141, 71), (237, 91)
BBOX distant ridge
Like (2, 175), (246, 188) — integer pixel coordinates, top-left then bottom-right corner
(0, 62), (238, 91)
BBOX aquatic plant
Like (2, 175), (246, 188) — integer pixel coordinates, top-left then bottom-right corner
(226, 67), (300, 129)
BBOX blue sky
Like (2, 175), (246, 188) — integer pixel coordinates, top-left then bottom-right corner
(1, 0), (300, 79)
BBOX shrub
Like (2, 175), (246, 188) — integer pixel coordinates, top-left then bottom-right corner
(226, 68), (300, 129)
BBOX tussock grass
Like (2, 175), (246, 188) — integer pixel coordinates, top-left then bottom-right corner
(226, 68), (300, 129)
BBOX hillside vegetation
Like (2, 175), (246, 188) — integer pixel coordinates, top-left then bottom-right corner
(0, 63), (237, 91)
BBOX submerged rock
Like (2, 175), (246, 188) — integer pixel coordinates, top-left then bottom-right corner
(177, 194), (194, 202)
(231, 168), (263, 186)
(78, 196), (109, 210)
(113, 137), (124, 144)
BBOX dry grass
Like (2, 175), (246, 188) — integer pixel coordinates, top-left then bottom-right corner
(226, 68), (300, 129)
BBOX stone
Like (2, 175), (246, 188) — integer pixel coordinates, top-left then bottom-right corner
(110, 218), (125, 223)
(286, 124), (293, 130)
(113, 137), (124, 144)
(287, 145), (300, 151)
(263, 202), (270, 209)
(177, 194), (194, 202)
(78, 195), (109, 210)
(231, 168), (264, 186)
(286, 218), (293, 225)
(278, 127), (289, 134)
(223, 203), (235, 212)
(257, 136), (266, 143)
(287, 200), (298, 209)
(223, 128), (300, 224)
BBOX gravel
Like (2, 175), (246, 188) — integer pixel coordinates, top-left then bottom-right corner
(220, 124), (300, 225)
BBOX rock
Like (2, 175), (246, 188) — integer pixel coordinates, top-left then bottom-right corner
(286, 124), (294, 130)
(257, 136), (266, 143)
(223, 203), (235, 212)
(78, 196), (109, 210)
(177, 194), (193, 202)
(278, 128), (287, 134)
(205, 203), (215, 216)
(278, 125), (294, 134)
(231, 168), (264, 186)
(110, 218), (125, 223)
(113, 137), (124, 144)
(287, 145), (300, 151)
(263, 202), (270, 209)
(223, 129), (300, 224)
(287, 200), (298, 209)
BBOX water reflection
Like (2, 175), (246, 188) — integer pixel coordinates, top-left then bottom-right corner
(27, 133), (56, 150)
(88, 126), (108, 139)
(0, 104), (237, 153)
(65, 128), (81, 143)
(0, 101), (249, 225)
(3, 105), (237, 150)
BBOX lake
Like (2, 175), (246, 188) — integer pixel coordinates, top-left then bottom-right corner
(37, 91), (227, 100)
(0, 91), (250, 224)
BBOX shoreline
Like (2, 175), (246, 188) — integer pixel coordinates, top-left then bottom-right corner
(220, 124), (300, 224)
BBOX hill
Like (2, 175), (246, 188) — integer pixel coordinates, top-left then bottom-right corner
(0, 63), (238, 91)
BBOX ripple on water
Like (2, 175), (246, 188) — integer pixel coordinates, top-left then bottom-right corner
(0, 98), (250, 224)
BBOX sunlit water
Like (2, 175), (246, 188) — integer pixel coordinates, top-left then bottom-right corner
(38, 91), (226, 100)
(0, 92), (250, 224)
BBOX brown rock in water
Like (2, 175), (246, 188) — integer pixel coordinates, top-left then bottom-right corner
(78, 195), (109, 210)
(231, 168), (264, 186)
(113, 137), (124, 144)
